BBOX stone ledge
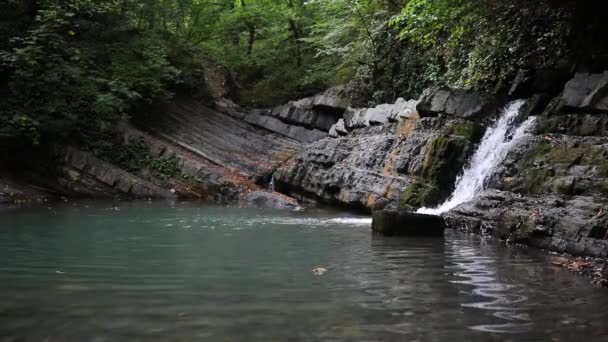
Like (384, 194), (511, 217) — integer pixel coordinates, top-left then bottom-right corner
(372, 210), (445, 236)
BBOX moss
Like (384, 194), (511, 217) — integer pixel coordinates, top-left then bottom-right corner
(399, 182), (440, 209)
(597, 162), (608, 178)
(519, 168), (550, 194)
(546, 147), (584, 166)
(149, 154), (181, 180)
(523, 142), (553, 165)
(421, 135), (469, 200)
(446, 121), (484, 142)
(553, 178), (575, 196)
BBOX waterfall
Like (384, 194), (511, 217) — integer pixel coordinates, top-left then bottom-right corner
(269, 175), (275, 192)
(417, 100), (537, 215)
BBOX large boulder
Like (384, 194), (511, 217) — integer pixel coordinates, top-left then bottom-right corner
(558, 71), (608, 113)
(371, 210), (445, 236)
(310, 85), (352, 112)
(417, 88), (497, 119)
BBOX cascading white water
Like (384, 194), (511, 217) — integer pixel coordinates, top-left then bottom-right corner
(417, 100), (537, 215)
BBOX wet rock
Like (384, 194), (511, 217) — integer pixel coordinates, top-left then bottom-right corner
(0, 174), (55, 205)
(417, 87), (498, 119)
(371, 210), (445, 236)
(239, 190), (299, 209)
(558, 71), (608, 113)
(273, 115), (478, 211)
(444, 190), (608, 258)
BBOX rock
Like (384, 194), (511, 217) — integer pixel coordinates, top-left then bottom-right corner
(273, 115), (478, 211)
(241, 86), (353, 141)
(262, 85), (349, 132)
(508, 69), (532, 98)
(274, 124), (412, 210)
(343, 107), (368, 128)
(531, 68), (571, 96)
(417, 87), (498, 119)
(239, 190), (299, 209)
(328, 119), (348, 138)
(509, 69), (570, 99)
(558, 71), (608, 113)
(310, 85), (352, 112)
(244, 111), (326, 143)
(213, 98), (246, 119)
(417, 88), (451, 116)
(343, 98), (420, 130)
(61, 147), (177, 199)
(445, 190), (608, 258)
(371, 210), (445, 236)
(388, 98), (419, 122)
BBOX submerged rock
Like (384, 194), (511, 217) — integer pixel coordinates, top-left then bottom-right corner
(371, 210), (445, 236)
(239, 190), (299, 209)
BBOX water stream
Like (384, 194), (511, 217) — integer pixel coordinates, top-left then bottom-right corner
(1, 202), (608, 341)
(418, 100), (537, 215)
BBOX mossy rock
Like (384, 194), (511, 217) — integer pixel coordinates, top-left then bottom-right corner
(495, 213), (534, 242)
(446, 121), (484, 142)
(420, 135), (469, 198)
(372, 210), (445, 237)
(399, 182), (440, 209)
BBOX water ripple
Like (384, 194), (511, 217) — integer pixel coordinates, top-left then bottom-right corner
(447, 241), (532, 334)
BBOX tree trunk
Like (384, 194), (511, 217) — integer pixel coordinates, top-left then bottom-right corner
(288, 19), (302, 67)
(247, 24), (256, 55)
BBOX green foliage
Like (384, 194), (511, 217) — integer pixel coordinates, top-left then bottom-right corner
(0, 0), (185, 145)
(355, 0), (576, 103)
(92, 135), (180, 181)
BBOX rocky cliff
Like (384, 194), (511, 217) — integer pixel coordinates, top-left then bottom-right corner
(273, 89), (496, 210)
(272, 71), (608, 260)
(445, 71), (608, 258)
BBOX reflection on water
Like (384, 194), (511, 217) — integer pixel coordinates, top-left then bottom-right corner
(448, 241), (531, 333)
(1, 202), (608, 341)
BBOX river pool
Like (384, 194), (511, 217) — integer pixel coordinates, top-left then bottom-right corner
(1, 202), (607, 341)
